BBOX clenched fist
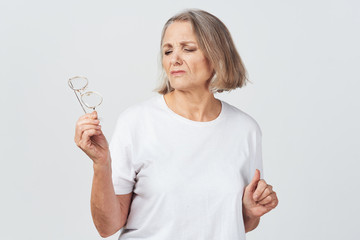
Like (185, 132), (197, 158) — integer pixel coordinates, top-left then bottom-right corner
(242, 169), (279, 219)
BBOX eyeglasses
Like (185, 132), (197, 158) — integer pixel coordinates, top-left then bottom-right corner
(68, 76), (103, 114)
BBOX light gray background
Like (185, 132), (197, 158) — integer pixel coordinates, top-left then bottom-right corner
(1, 0), (359, 239)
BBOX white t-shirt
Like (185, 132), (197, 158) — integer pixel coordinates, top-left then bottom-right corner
(110, 94), (264, 240)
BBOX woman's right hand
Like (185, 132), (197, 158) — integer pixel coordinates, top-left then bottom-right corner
(74, 111), (109, 165)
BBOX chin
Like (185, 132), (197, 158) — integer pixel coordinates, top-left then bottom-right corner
(169, 79), (188, 90)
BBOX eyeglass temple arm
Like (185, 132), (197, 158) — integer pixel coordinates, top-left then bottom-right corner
(73, 90), (87, 114)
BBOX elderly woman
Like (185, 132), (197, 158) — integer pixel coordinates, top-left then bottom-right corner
(75, 9), (278, 239)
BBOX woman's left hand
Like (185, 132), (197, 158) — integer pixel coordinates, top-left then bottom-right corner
(242, 169), (279, 218)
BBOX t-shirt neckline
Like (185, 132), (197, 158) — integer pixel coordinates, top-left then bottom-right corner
(158, 94), (225, 126)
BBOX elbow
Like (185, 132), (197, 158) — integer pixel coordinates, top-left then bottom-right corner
(96, 222), (125, 238)
(97, 227), (120, 238)
(97, 227), (114, 238)
(92, 210), (127, 238)
(99, 232), (113, 238)
(99, 231), (111, 238)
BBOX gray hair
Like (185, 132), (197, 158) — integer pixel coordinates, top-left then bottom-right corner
(154, 9), (249, 95)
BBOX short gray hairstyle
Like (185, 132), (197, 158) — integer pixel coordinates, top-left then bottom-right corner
(154, 9), (249, 95)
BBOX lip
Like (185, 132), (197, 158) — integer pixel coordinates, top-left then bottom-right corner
(170, 70), (186, 75)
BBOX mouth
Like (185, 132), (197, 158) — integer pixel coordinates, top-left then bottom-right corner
(170, 70), (186, 75)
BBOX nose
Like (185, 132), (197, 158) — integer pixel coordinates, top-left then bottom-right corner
(170, 49), (183, 65)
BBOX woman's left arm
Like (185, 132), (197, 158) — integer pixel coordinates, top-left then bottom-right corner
(242, 169), (279, 233)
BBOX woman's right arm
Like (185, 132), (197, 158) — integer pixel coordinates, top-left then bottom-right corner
(75, 111), (133, 238)
(91, 161), (133, 237)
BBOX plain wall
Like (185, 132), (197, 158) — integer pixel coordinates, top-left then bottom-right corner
(1, 0), (359, 239)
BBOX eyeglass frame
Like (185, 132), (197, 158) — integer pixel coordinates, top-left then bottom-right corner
(68, 76), (103, 114)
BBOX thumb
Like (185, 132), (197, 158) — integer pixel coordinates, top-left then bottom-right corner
(247, 169), (261, 192)
(91, 111), (98, 120)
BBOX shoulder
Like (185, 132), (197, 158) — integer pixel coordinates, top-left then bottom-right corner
(222, 100), (262, 136)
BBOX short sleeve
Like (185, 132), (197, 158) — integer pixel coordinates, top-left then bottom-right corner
(248, 124), (264, 184)
(109, 116), (136, 195)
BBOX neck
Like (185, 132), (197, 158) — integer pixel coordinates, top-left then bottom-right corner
(164, 90), (221, 122)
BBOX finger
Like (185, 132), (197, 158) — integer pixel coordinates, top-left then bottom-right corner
(75, 122), (101, 144)
(76, 124), (102, 143)
(257, 191), (276, 205)
(78, 128), (102, 149)
(257, 185), (273, 202)
(246, 169), (261, 193)
(76, 118), (100, 128)
(253, 179), (268, 201)
(77, 111), (98, 123)
(81, 125), (102, 142)
(75, 117), (100, 135)
(78, 112), (95, 121)
(263, 192), (279, 208)
(91, 111), (98, 120)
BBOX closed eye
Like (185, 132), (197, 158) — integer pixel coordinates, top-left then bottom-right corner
(164, 48), (196, 55)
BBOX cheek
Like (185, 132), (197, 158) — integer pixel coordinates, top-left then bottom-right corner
(197, 58), (212, 76)
(204, 59), (212, 72)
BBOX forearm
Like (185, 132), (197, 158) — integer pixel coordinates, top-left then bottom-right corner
(243, 213), (260, 233)
(242, 202), (261, 233)
(91, 160), (122, 237)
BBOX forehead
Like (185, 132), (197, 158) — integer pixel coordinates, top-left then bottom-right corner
(162, 21), (197, 46)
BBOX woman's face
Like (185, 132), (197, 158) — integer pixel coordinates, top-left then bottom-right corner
(162, 21), (213, 92)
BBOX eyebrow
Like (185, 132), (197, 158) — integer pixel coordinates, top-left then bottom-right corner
(162, 41), (197, 48)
